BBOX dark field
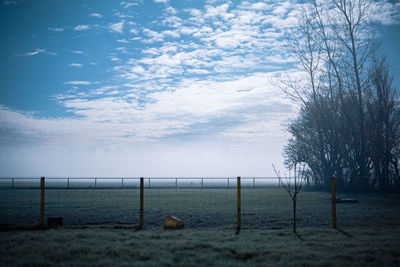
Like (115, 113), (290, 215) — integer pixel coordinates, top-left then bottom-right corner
(1, 187), (400, 266)
(1, 187), (399, 228)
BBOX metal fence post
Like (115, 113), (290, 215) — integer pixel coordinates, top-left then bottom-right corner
(331, 176), (336, 229)
(237, 176), (241, 231)
(140, 177), (144, 228)
(40, 177), (45, 227)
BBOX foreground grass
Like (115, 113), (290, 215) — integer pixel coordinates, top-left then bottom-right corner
(1, 226), (399, 266)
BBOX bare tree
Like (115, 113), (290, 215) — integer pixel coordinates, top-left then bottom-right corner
(366, 56), (400, 191)
(329, 0), (376, 189)
(273, 164), (306, 233)
(281, 0), (386, 191)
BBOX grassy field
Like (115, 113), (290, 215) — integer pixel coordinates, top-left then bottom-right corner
(1, 187), (400, 228)
(1, 226), (399, 266)
(1, 187), (400, 265)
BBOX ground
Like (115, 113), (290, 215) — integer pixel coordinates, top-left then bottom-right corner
(1, 187), (400, 266)
(1, 226), (400, 266)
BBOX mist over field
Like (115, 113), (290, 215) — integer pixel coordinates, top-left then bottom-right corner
(0, 143), (285, 177)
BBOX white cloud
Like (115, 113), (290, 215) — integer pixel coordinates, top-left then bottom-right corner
(71, 50), (85, 55)
(205, 3), (233, 20)
(90, 13), (103, 18)
(109, 21), (124, 33)
(69, 63), (83, 68)
(186, 69), (210, 74)
(117, 39), (130, 43)
(116, 46), (128, 53)
(20, 49), (45, 56)
(142, 28), (164, 43)
(130, 65), (146, 74)
(74, 24), (90, 31)
(370, 1), (400, 25)
(48, 27), (64, 32)
(13, 49), (57, 57)
(121, 1), (140, 8)
(64, 81), (93, 85)
(0, 72), (294, 165)
(248, 2), (272, 10)
(129, 28), (139, 34)
(162, 30), (180, 38)
(154, 0), (168, 3)
(165, 6), (177, 15)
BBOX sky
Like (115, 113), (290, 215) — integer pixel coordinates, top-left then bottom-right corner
(0, 0), (399, 177)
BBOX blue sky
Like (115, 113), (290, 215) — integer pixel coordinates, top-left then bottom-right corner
(0, 0), (399, 177)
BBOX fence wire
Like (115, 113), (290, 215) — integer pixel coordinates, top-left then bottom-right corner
(1, 177), (399, 229)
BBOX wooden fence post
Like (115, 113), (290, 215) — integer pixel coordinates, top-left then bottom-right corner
(237, 176), (241, 232)
(140, 177), (144, 228)
(40, 177), (45, 227)
(331, 176), (336, 229)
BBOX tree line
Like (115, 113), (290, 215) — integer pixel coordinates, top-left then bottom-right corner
(282, 0), (400, 192)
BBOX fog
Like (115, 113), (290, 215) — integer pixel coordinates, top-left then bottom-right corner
(0, 142), (286, 178)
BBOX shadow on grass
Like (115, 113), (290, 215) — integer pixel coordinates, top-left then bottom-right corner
(336, 227), (352, 237)
(235, 227), (241, 235)
(295, 232), (305, 241)
(0, 224), (48, 232)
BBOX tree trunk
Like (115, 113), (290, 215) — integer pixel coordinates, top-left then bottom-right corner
(293, 198), (296, 233)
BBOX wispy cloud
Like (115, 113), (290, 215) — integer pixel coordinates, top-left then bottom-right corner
(90, 13), (103, 18)
(121, 1), (141, 8)
(1, 74), (291, 151)
(370, 1), (400, 25)
(69, 63), (83, 68)
(64, 81), (94, 85)
(74, 24), (90, 31)
(48, 27), (64, 32)
(117, 39), (130, 43)
(13, 49), (57, 57)
(71, 50), (86, 55)
(109, 21), (124, 33)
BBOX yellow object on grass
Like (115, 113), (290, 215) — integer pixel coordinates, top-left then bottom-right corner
(164, 216), (184, 229)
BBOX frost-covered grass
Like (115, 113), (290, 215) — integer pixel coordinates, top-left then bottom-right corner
(1, 226), (400, 266)
(1, 187), (400, 229)
(1, 187), (400, 265)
